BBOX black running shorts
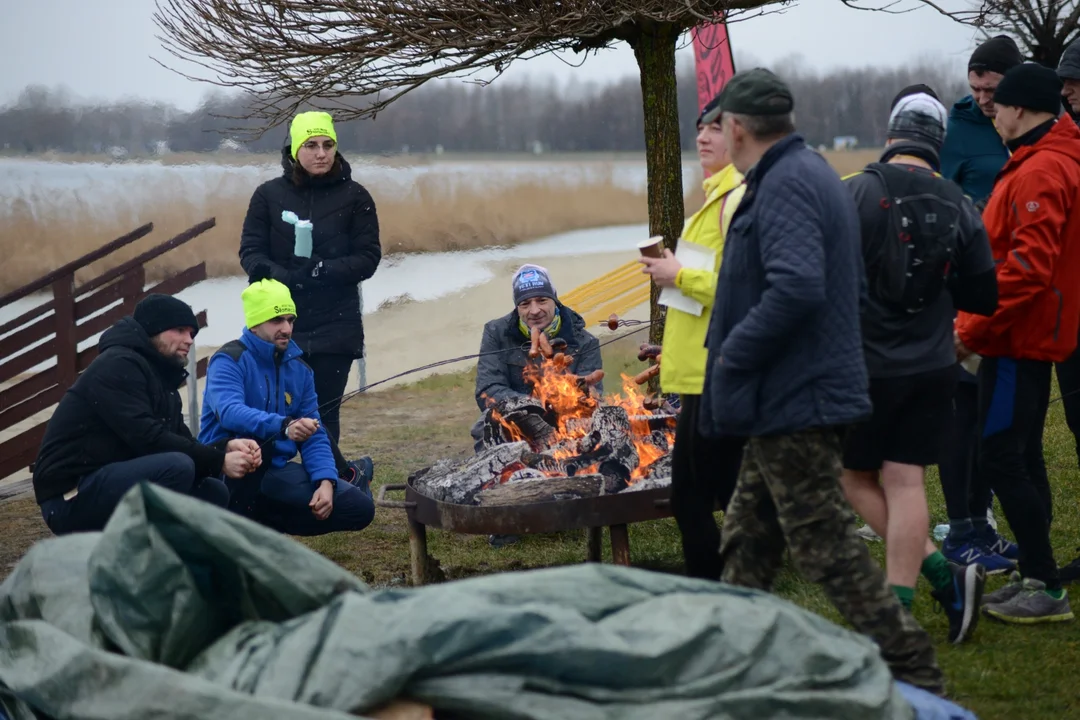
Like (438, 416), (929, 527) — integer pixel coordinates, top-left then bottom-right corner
(843, 364), (959, 471)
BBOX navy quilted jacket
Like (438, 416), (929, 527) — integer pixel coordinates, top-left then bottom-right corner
(700, 134), (872, 438)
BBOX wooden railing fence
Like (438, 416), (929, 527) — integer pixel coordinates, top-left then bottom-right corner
(0, 219), (216, 493)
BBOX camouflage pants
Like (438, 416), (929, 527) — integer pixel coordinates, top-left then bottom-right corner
(720, 427), (944, 695)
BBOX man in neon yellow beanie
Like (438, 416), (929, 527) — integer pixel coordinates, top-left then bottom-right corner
(199, 278), (375, 536)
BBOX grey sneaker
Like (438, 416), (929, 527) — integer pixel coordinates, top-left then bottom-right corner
(981, 571), (1023, 606)
(856, 524), (882, 542)
(983, 578), (1075, 624)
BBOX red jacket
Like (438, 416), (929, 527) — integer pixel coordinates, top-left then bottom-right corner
(957, 118), (1080, 362)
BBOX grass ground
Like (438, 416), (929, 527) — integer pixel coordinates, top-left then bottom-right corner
(4, 335), (1076, 718)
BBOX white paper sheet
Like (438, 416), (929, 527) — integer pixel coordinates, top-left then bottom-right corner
(658, 238), (716, 317)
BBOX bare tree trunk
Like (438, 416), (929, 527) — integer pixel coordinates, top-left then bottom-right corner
(633, 22), (684, 349)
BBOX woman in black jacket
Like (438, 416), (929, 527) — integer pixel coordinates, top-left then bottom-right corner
(239, 111), (382, 443)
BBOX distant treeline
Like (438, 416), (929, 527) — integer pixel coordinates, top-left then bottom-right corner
(1, 57), (968, 156)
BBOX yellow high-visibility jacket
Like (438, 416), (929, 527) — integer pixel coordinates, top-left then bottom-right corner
(659, 164), (745, 395)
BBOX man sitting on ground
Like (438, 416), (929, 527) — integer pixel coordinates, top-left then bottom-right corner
(200, 278), (375, 536)
(840, 86), (998, 644)
(33, 294), (261, 535)
(471, 264), (604, 452)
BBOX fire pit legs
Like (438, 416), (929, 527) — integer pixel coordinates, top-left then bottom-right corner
(586, 527), (603, 562)
(407, 516), (429, 586)
(609, 524), (631, 566)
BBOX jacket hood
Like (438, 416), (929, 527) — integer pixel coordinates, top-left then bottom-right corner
(279, 142), (353, 186)
(1009, 116), (1080, 167)
(99, 316), (189, 385)
(703, 163), (743, 197)
(949, 95), (995, 126)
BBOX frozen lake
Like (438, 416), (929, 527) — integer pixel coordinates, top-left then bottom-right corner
(0, 156), (701, 218)
(0, 222), (650, 372)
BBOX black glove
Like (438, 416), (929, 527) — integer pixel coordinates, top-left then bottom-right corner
(287, 255), (324, 290)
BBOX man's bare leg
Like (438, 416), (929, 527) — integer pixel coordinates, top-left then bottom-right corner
(842, 468), (939, 584)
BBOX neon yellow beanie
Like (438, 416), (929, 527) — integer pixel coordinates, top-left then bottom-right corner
(290, 111), (337, 159)
(242, 279), (297, 329)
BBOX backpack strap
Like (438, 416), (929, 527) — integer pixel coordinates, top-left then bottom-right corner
(213, 339), (249, 363)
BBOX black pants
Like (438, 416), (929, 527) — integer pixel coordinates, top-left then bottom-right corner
(977, 357), (1057, 587)
(305, 353), (354, 445)
(39, 452), (230, 535)
(1055, 345), (1080, 468)
(670, 394), (745, 581)
(938, 378), (993, 523)
(226, 462), (374, 537)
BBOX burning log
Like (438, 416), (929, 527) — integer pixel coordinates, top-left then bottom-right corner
(475, 474), (605, 506)
(481, 395), (555, 449)
(568, 406), (639, 490)
(413, 441), (533, 504)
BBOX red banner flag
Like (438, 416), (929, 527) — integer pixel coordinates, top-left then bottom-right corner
(692, 20), (736, 113)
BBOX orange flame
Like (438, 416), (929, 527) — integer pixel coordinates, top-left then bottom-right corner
(487, 355), (673, 483)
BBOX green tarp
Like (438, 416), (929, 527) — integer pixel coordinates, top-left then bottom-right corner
(0, 484), (913, 719)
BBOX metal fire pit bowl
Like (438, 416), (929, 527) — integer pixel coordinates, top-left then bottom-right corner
(377, 475), (673, 586)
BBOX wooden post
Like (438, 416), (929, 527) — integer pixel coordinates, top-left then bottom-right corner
(609, 524), (631, 567)
(51, 276), (77, 389)
(407, 516), (429, 586)
(186, 349), (200, 437)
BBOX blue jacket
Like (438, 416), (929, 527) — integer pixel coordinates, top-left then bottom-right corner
(940, 95), (1010, 205)
(199, 327), (337, 483)
(700, 134), (871, 438)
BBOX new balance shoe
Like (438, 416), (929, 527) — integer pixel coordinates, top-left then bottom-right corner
(931, 562), (986, 644)
(983, 578), (1074, 624)
(942, 537), (1015, 575)
(342, 455), (374, 498)
(980, 527), (1019, 561)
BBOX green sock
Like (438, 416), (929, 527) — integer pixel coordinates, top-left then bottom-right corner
(892, 585), (915, 610)
(921, 551), (953, 594)
(1046, 588), (1066, 600)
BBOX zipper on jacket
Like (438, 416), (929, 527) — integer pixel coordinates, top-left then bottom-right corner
(264, 376), (272, 411)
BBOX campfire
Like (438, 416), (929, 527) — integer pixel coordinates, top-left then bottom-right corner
(412, 338), (676, 507)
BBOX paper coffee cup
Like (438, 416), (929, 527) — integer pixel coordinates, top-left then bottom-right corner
(638, 236), (664, 259)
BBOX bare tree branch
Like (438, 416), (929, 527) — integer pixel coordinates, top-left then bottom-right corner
(153, 0), (940, 130)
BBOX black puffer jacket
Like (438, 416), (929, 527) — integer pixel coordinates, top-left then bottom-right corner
(32, 317), (228, 504)
(239, 146), (381, 357)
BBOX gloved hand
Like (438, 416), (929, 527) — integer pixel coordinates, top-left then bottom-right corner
(287, 255), (324, 290)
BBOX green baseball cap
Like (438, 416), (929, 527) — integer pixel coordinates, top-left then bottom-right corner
(701, 68), (794, 124)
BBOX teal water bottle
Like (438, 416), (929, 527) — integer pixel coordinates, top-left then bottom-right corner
(281, 211), (314, 258)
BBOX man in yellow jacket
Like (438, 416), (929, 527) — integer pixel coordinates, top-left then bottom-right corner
(640, 93), (747, 580)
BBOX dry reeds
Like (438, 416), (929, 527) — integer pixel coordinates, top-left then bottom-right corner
(0, 168), (653, 294)
(0, 150), (878, 295)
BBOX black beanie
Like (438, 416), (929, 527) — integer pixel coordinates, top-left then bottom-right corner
(968, 35), (1023, 75)
(698, 92), (723, 126)
(891, 84), (940, 110)
(993, 62), (1064, 115)
(133, 294), (199, 338)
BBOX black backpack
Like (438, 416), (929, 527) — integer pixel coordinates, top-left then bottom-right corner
(863, 162), (965, 314)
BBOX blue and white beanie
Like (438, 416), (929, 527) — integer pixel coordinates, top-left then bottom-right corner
(512, 264), (557, 305)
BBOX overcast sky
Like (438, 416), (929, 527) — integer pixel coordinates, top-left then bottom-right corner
(3, 0), (984, 110)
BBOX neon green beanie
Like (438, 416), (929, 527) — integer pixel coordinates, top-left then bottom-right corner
(290, 111), (338, 159)
(242, 279), (297, 329)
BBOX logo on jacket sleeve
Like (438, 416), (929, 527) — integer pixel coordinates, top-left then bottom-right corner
(1027, 201), (1040, 212)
